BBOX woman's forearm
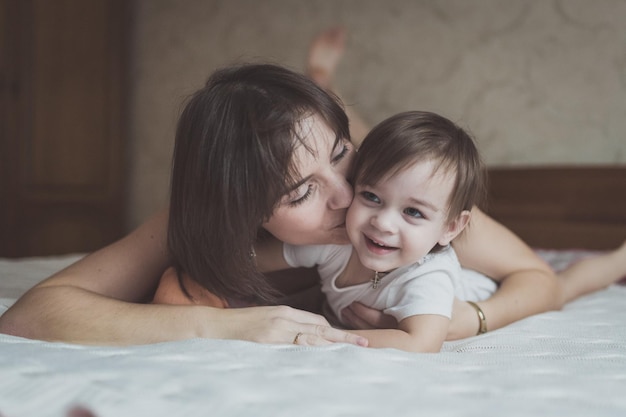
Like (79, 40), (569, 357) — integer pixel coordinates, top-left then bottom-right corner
(0, 208), (174, 343)
(0, 285), (218, 344)
(477, 268), (560, 331)
(446, 268), (560, 340)
(1, 283), (368, 347)
(448, 208), (561, 340)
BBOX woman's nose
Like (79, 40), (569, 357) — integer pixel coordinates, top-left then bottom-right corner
(328, 175), (354, 210)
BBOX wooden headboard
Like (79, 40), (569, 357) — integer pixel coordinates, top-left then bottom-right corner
(486, 166), (626, 250)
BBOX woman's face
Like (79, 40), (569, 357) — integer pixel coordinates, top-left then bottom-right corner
(262, 115), (355, 245)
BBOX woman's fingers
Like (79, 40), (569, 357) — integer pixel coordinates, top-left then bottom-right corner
(279, 307), (368, 346)
(291, 325), (368, 347)
(341, 302), (397, 330)
(275, 305), (330, 327)
(312, 323), (368, 347)
(246, 305), (368, 347)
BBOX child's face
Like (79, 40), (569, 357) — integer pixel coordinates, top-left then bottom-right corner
(346, 159), (466, 273)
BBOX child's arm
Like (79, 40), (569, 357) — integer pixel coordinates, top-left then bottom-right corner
(350, 314), (450, 353)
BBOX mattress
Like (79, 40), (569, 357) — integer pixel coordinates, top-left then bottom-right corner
(1, 251), (625, 417)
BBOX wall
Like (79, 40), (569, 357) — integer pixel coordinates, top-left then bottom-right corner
(128, 0), (626, 229)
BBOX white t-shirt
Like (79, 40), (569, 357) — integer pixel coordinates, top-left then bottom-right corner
(283, 244), (496, 325)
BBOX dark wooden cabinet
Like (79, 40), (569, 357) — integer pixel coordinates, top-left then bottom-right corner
(0, 0), (129, 257)
(487, 167), (626, 250)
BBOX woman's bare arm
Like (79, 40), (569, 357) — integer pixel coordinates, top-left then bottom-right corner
(0, 209), (366, 347)
(0, 208), (171, 343)
(447, 208), (560, 339)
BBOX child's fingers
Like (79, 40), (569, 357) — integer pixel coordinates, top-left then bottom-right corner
(342, 302), (397, 329)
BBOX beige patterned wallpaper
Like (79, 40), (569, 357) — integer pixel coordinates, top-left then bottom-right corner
(128, 0), (626, 228)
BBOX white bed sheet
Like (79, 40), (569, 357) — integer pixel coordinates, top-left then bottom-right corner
(1, 252), (625, 417)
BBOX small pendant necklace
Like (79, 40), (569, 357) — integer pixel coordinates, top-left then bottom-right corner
(370, 255), (430, 290)
(371, 271), (389, 289)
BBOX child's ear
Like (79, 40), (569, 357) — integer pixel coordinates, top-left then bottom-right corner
(438, 210), (472, 246)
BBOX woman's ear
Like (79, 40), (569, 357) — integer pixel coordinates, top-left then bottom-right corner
(438, 210), (472, 246)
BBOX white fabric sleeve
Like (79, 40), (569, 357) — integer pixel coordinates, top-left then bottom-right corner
(383, 271), (455, 322)
(459, 268), (498, 302)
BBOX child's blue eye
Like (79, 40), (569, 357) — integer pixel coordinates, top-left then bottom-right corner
(361, 191), (380, 204)
(404, 207), (423, 218)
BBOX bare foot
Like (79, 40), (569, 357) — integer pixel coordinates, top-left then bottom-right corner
(306, 27), (347, 89)
(558, 240), (626, 304)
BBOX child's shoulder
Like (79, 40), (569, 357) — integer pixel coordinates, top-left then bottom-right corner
(422, 245), (460, 267)
(395, 246), (461, 281)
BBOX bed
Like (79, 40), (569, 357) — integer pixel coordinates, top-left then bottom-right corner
(1, 167), (625, 417)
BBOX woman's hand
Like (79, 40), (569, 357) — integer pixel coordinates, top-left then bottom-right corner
(340, 302), (397, 330)
(222, 305), (368, 347)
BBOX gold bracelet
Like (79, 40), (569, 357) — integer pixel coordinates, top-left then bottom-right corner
(466, 301), (488, 335)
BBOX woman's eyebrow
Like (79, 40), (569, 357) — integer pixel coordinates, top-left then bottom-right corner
(289, 175), (313, 192)
(330, 135), (343, 155)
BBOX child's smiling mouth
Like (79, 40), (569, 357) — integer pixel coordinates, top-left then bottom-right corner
(364, 234), (398, 254)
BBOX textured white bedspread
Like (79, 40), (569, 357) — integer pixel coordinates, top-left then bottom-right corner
(1, 253), (625, 417)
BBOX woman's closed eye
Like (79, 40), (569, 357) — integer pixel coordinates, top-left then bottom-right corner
(331, 143), (349, 164)
(288, 184), (314, 207)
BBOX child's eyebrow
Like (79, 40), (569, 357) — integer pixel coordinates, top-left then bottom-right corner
(408, 197), (439, 212)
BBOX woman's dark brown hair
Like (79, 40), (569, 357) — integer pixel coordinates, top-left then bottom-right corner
(168, 63), (350, 304)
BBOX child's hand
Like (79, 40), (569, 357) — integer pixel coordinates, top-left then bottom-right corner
(226, 305), (368, 347)
(341, 302), (397, 330)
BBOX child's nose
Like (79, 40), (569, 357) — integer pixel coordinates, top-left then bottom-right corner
(370, 210), (397, 233)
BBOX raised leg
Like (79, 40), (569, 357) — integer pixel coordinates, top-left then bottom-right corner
(557, 241), (626, 305)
